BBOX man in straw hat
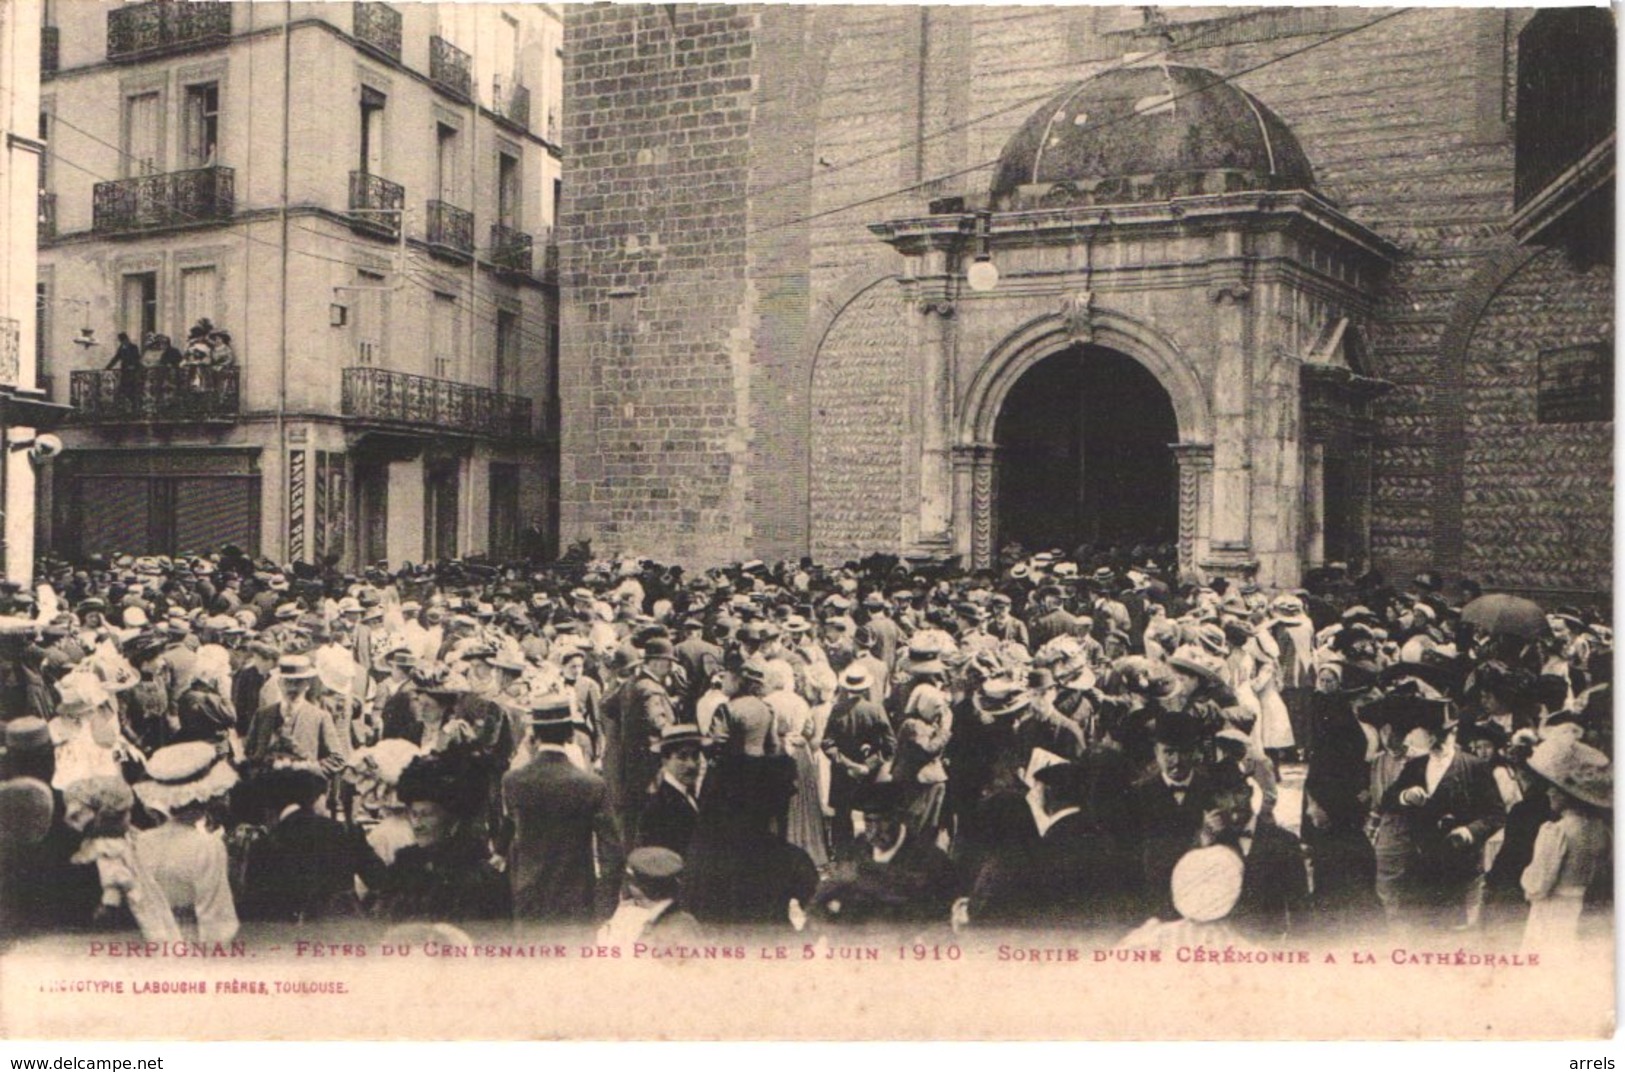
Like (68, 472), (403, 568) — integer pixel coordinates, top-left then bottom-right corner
(244, 655), (345, 771)
(502, 692), (611, 925)
(820, 664), (895, 859)
(637, 724), (711, 857)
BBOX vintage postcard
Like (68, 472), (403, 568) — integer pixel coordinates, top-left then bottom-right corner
(0, 0), (1614, 1042)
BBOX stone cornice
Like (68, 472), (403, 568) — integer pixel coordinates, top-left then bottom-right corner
(869, 189), (1400, 265)
(1507, 134), (1614, 247)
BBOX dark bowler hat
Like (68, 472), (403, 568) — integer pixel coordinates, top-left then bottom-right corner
(641, 636), (676, 660)
(1152, 710), (1206, 749)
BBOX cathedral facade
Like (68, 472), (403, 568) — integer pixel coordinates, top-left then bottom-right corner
(558, 5), (1613, 599)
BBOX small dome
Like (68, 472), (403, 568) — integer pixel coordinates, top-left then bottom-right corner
(989, 64), (1317, 211)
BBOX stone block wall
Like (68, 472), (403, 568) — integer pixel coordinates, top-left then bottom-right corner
(559, 4), (759, 563)
(1460, 247), (1613, 598)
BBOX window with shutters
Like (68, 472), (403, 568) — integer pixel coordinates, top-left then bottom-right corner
(182, 82), (220, 168)
(494, 309), (518, 394)
(122, 271), (158, 341)
(359, 86), (386, 176)
(352, 269), (386, 366)
(431, 292), (457, 379)
(123, 91), (163, 177)
(180, 265), (217, 333)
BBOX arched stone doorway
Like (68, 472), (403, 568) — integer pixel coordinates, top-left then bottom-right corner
(994, 344), (1178, 557)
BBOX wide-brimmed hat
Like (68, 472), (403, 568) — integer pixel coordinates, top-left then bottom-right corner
(276, 654), (318, 681)
(134, 741), (239, 814)
(975, 677), (1030, 718)
(1167, 645), (1224, 684)
(1528, 735), (1611, 809)
(651, 723), (711, 754)
(838, 666), (872, 693)
(1171, 846), (1245, 923)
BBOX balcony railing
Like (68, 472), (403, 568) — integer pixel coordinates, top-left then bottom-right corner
(489, 223), (532, 275)
(430, 36), (473, 100)
(349, 170), (404, 241)
(38, 191), (56, 242)
(70, 367), (240, 423)
(342, 367), (532, 439)
(492, 74), (531, 130)
(352, 1), (401, 63)
(426, 199), (474, 261)
(107, 0), (231, 62)
(92, 165), (234, 234)
(41, 25), (59, 75)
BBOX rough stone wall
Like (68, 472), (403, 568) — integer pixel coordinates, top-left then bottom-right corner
(559, 4), (758, 563)
(1170, 7), (1520, 584)
(809, 279), (910, 560)
(1460, 247), (1613, 596)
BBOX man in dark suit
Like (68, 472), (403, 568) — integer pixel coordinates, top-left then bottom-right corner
(1027, 585), (1088, 652)
(968, 758), (1137, 930)
(637, 724), (708, 857)
(673, 618), (723, 718)
(1197, 764), (1309, 941)
(240, 766), (379, 924)
(502, 695), (613, 925)
(1127, 711), (1213, 920)
(813, 780), (957, 928)
(1378, 700), (1504, 930)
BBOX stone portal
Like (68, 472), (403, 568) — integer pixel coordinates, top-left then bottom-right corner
(995, 344), (1178, 557)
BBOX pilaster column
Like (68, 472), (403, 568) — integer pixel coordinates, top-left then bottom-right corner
(1207, 280), (1252, 556)
(952, 442), (1000, 570)
(916, 258), (956, 546)
(1169, 442), (1213, 581)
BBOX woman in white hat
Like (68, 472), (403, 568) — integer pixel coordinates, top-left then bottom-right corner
(1520, 734), (1611, 950)
(132, 741), (240, 943)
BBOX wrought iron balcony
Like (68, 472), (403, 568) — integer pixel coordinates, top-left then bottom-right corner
(349, 170), (404, 241)
(489, 223), (532, 275)
(342, 367), (533, 439)
(92, 165), (234, 235)
(426, 199), (474, 262)
(38, 192), (56, 242)
(352, 1), (401, 63)
(492, 74), (531, 130)
(41, 25), (59, 75)
(107, 0), (231, 62)
(70, 367), (240, 423)
(430, 36), (473, 100)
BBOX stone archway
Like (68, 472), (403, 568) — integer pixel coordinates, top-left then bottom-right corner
(953, 309), (1215, 572)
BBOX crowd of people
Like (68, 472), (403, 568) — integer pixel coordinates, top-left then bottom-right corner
(0, 542), (1611, 954)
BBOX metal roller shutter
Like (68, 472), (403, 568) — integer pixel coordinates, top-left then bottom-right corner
(173, 477), (258, 557)
(78, 477), (150, 556)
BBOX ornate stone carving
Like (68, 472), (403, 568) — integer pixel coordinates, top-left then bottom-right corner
(1207, 281), (1251, 304)
(919, 299), (956, 318)
(1169, 443), (1213, 580)
(972, 457), (995, 570)
(1060, 290), (1095, 344)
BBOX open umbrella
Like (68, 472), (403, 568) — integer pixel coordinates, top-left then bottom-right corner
(1460, 593), (1545, 639)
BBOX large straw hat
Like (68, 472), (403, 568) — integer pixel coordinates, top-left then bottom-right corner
(1528, 734), (1612, 810)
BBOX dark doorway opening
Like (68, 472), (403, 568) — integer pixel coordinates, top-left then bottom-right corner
(995, 344), (1178, 557)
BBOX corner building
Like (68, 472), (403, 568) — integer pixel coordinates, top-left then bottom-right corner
(40, 1), (564, 567)
(559, 5), (1612, 600)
